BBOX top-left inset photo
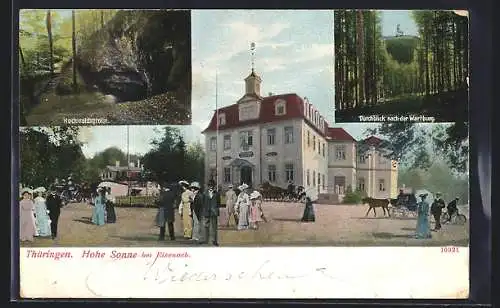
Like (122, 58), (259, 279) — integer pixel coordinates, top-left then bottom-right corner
(19, 9), (192, 126)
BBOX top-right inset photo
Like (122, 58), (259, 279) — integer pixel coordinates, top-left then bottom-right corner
(334, 10), (469, 123)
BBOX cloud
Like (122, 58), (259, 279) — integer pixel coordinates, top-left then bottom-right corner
(293, 43), (334, 63)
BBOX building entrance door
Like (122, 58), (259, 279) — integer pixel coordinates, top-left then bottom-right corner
(240, 166), (252, 187)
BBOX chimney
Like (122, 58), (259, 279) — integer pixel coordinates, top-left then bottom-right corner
(115, 160), (120, 167)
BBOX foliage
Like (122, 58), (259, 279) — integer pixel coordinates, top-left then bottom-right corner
(141, 127), (205, 187)
(398, 160), (469, 203)
(335, 10), (469, 109)
(365, 122), (468, 173)
(343, 190), (364, 204)
(20, 126), (85, 187)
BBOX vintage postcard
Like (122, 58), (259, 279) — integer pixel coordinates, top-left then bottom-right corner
(19, 9), (192, 126)
(334, 10), (469, 123)
(18, 10), (469, 299)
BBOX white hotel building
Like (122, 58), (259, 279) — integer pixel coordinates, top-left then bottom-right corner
(203, 69), (398, 200)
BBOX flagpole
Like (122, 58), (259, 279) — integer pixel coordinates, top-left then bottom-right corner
(215, 70), (219, 188)
(127, 125), (131, 205)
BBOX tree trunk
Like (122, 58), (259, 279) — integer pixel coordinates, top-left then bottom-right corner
(46, 10), (54, 75)
(356, 10), (365, 106)
(101, 10), (105, 28)
(72, 10), (78, 92)
(19, 46), (26, 69)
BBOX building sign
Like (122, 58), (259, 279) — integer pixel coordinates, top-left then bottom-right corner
(239, 151), (254, 158)
(222, 156), (232, 160)
(266, 152), (278, 157)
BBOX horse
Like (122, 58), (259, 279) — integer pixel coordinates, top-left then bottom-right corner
(362, 197), (391, 217)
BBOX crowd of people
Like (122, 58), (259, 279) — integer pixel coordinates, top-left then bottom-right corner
(19, 186), (63, 242)
(20, 177), (318, 245)
(414, 192), (461, 239)
(156, 181), (272, 246)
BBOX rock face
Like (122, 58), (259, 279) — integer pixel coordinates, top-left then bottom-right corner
(77, 10), (191, 103)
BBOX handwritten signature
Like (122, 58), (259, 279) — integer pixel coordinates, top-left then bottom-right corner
(84, 257), (378, 298)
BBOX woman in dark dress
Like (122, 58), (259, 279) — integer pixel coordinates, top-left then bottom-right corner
(105, 187), (117, 223)
(301, 196), (316, 222)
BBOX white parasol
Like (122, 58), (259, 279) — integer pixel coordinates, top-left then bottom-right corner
(304, 186), (319, 202)
(414, 189), (434, 205)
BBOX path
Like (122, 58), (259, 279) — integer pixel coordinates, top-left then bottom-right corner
(21, 202), (469, 247)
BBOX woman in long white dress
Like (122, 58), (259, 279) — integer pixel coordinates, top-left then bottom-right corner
(20, 188), (36, 242)
(235, 184), (250, 230)
(33, 187), (52, 237)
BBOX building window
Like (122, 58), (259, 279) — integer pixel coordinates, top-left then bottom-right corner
(313, 136), (316, 150)
(267, 128), (276, 145)
(284, 126), (294, 144)
(210, 137), (217, 151)
(322, 174), (325, 190)
(322, 143), (325, 157)
(306, 170), (310, 186)
(379, 179), (386, 192)
(335, 145), (346, 160)
(285, 163), (294, 181)
(318, 172), (321, 187)
(318, 140), (321, 154)
(358, 154), (366, 164)
(223, 135), (231, 150)
(313, 171), (316, 187)
(307, 131), (310, 147)
(275, 100), (286, 115)
(240, 131), (253, 149)
(224, 167), (231, 183)
(357, 177), (365, 192)
(218, 113), (226, 126)
(268, 165), (277, 182)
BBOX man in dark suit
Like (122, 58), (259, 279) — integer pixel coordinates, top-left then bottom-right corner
(430, 192), (446, 230)
(155, 183), (179, 241)
(46, 186), (63, 239)
(200, 182), (220, 246)
(443, 197), (460, 224)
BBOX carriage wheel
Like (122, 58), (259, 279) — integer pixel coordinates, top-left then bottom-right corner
(441, 212), (450, 223)
(455, 214), (467, 225)
(401, 210), (408, 217)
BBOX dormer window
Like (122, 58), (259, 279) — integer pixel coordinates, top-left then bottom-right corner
(275, 99), (286, 115)
(218, 113), (226, 126)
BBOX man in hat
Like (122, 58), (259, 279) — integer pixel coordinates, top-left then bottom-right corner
(430, 192), (446, 230)
(46, 185), (63, 239)
(155, 183), (178, 241)
(224, 184), (238, 227)
(443, 197), (460, 224)
(178, 180), (193, 239)
(200, 182), (221, 246)
(190, 181), (203, 242)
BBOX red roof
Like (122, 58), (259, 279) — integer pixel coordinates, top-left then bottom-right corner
(326, 127), (356, 142)
(203, 93), (328, 136)
(363, 136), (383, 146)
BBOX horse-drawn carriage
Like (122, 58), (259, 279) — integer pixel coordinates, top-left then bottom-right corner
(388, 192), (418, 218)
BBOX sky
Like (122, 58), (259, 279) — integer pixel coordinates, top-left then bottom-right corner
(379, 10), (418, 37)
(47, 9), (415, 158)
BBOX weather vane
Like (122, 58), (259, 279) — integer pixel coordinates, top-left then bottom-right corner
(250, 42), (256, 73)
